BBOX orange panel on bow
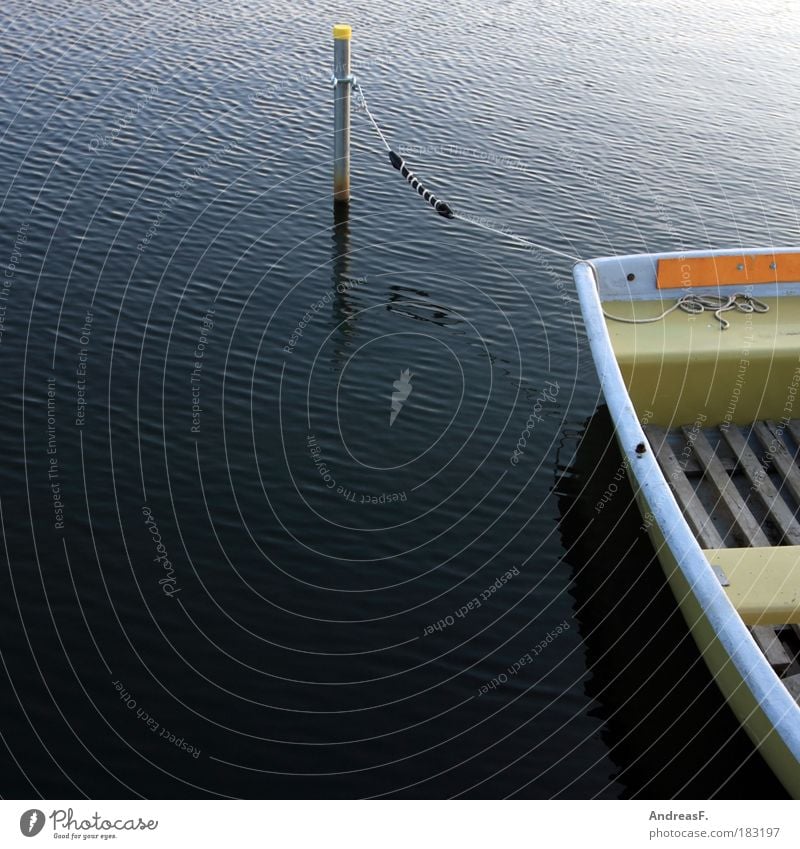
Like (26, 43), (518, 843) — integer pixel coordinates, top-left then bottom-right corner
(657, 253), (800, 289)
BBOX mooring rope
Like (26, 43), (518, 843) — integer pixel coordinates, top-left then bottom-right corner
(602, 292), (769, 330)
(449, 212), (581, 262)
(354, 79), (453, 218)
(353, 78), (391, 152)
(349, 81), (775, 317)
(353, 79), (581, 262)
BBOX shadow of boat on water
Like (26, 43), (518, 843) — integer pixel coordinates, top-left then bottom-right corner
(555, 406), (787, 799)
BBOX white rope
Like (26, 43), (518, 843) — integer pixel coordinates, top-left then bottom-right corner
(602, 293), (769, 330)
(353, 79), (391, 152)
(352, 78), (581, 263)
(452, 213), (581, 262)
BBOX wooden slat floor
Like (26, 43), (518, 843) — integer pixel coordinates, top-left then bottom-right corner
(645, 420), (800, 700)
(645, 421), (800, 549)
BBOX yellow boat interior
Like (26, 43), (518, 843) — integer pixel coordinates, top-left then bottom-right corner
(600, 252), (800, 702)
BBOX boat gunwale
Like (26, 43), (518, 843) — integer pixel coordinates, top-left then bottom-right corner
(573, 257), (800, 769)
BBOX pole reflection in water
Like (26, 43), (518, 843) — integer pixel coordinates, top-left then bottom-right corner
(555, 406), (785, 799)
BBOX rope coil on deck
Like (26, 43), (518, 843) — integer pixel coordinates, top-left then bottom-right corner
(602, 293), (769, 330)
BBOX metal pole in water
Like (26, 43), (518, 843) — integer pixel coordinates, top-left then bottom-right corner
(333, 23), (351, 204)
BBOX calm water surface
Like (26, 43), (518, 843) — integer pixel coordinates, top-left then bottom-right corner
(0, 0), (797, 798)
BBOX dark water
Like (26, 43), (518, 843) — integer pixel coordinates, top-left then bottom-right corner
(0, 0), (795, 798)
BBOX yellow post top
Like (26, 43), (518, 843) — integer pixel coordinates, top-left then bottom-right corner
(333, 23), (351, 40)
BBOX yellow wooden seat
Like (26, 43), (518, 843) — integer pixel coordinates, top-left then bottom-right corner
(704, 547), (800, 625)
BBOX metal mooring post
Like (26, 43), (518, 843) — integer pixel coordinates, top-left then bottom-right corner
(333, 23), (351, 204)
